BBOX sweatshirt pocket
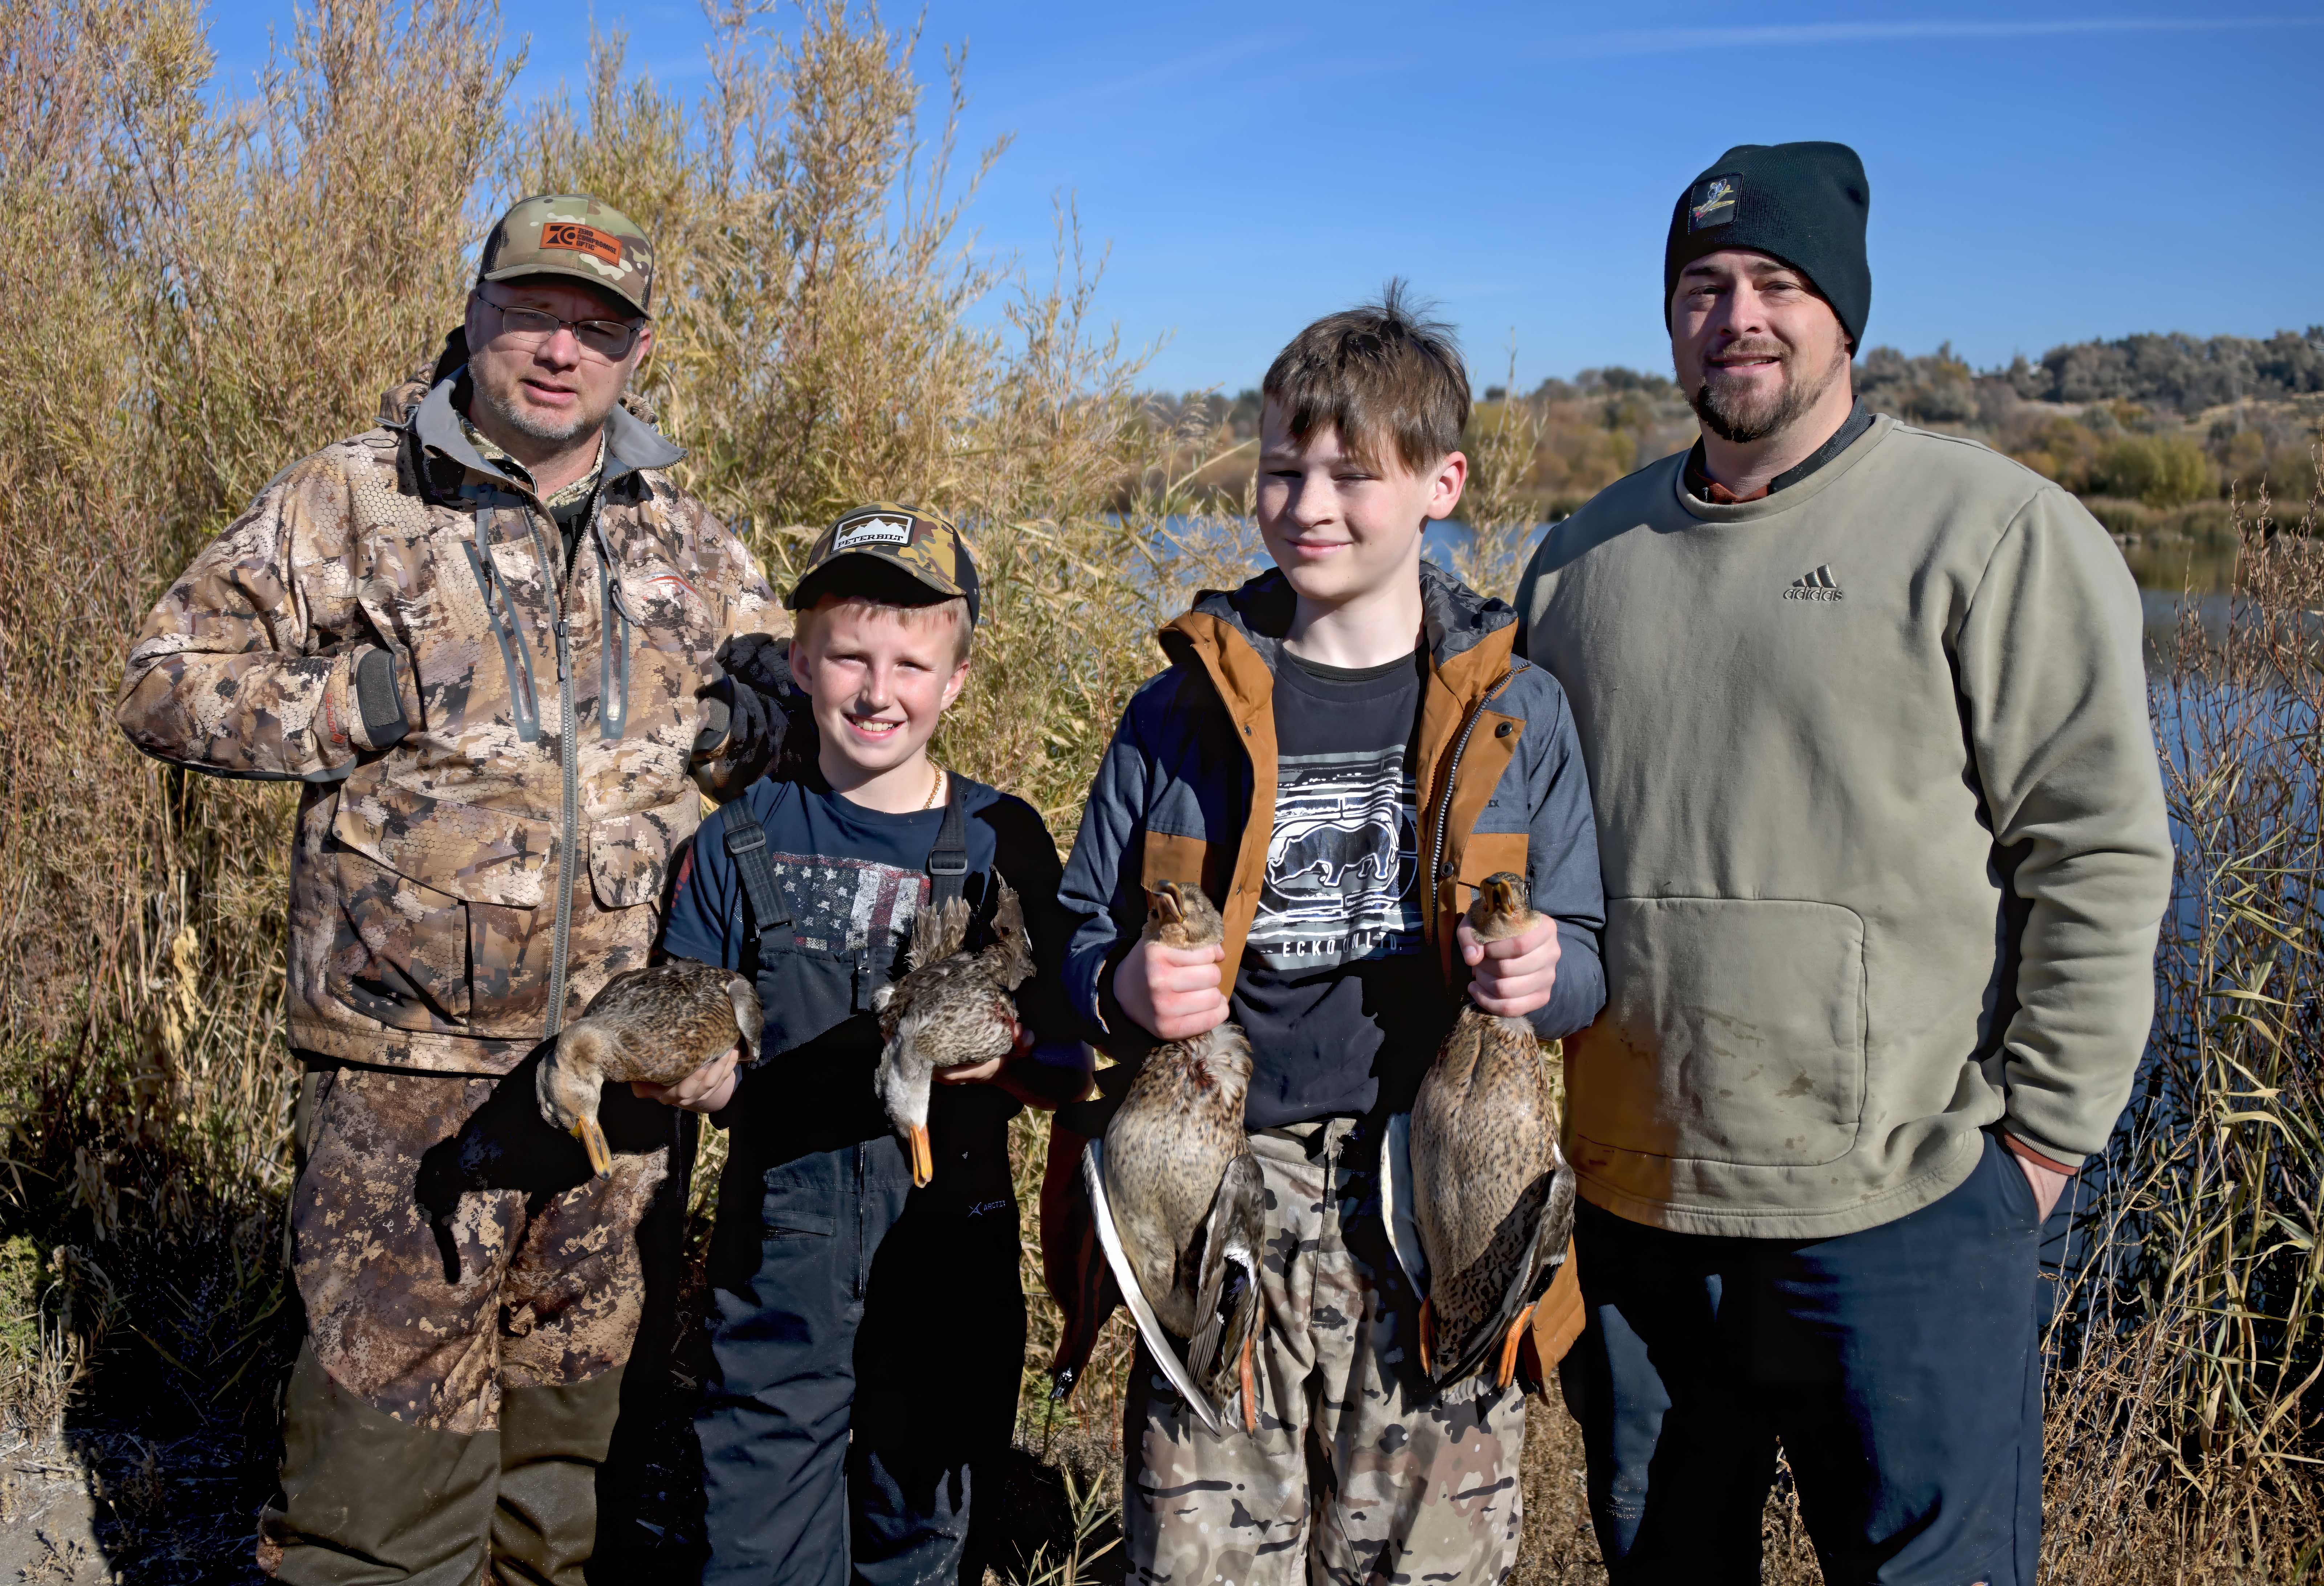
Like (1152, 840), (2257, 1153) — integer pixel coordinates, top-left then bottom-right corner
(1568, 897), (1866, 1167)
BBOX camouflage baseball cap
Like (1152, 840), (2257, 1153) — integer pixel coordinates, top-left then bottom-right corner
(787, 503), (981, 628)
(477, 194), (655, 317)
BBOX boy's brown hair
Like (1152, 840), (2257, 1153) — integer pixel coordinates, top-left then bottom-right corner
(1262, 280), (1470, 473)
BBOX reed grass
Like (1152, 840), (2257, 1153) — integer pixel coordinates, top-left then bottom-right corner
(1, 3), (2318, 1581)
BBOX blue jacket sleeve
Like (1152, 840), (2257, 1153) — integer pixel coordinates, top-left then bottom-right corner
(661, 808), (743, 971)
(1521, 677), (1607, 1040)
(1058, 699), (1156, 1038)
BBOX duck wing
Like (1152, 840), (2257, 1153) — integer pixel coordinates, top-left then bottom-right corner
(1081, 1135), (1225, 1436)
(1186, 1150), (1265, 1431)
(1432, 1156), (1575, 1392)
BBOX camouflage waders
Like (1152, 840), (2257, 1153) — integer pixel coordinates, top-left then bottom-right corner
(259, 1059), (682, 1586)
(1123, 1117), (1528, 1586)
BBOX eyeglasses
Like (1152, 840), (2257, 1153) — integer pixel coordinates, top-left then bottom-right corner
(479, 295), (644, 361)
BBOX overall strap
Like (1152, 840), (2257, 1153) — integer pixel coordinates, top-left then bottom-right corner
(724, 814), (793, 963)
(926, 773), (970, 911)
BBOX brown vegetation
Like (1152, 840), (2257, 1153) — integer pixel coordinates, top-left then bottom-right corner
(1, 2), (2318, 1581)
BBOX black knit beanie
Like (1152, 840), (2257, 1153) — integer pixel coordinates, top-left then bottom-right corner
(1663, 141), (1870, 347)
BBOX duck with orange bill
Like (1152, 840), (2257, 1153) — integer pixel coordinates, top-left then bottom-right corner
(872, 879), (1036, 1185)
(1080, 881), (1267, 1435)
(536, 960), (762, 1176)
(1388, 871), (1577, 1398)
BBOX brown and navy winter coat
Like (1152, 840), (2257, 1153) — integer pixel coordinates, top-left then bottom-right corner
(118, 365), (785, 1074)
(1058, 562), (1607, 1075)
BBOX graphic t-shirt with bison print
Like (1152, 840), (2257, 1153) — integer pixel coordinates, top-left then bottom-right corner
(1234, 646), (1438, 1127)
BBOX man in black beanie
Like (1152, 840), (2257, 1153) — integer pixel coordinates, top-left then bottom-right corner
(1511, 143), (2171, 1582)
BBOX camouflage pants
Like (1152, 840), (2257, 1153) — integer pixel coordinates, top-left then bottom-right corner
(263, 1058), (679, 1586)
(289, 1062), (672, 1430)
(1123, 1117), (1528, 1586)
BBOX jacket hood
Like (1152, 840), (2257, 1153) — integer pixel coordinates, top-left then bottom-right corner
(1164, 560), (1516, 676)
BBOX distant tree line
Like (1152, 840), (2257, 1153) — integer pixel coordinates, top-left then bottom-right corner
(2000, 327), (2324, 411)
(1150, 326), (2323, 524)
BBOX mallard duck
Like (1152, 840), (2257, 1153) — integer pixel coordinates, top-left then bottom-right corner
(1098, 881), (1266, 1431)
(873, 880), (1034, 1187)
(537, 960), (762, 1177)
(1409, 871), (1576, 1393)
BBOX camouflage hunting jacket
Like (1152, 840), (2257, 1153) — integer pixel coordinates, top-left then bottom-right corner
(118, 361), (787, 1074)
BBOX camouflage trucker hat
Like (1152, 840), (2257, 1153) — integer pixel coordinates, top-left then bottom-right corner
(787, 503), (981, 628)
(477, 194), (655, 317)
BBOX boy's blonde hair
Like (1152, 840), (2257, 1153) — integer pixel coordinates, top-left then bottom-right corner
(793, 589), (973, 667)
(1262, 278), (1469, 473)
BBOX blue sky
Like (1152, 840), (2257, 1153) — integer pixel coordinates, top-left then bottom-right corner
(201, 2), (2323, 396)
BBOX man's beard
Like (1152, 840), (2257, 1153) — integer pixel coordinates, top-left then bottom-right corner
(471, 365), (610, 446)
(1688, 340), (1847, 444)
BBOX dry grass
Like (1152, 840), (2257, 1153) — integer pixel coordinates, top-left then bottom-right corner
(0, 3), (2319, 1582)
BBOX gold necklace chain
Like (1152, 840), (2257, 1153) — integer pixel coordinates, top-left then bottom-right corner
(921, 762), (945, 811)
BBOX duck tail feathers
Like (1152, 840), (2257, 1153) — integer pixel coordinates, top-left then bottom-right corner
(907, 895), (974, 969)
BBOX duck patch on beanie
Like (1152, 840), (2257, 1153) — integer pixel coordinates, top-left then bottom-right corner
(1688, 175), (1739, 231)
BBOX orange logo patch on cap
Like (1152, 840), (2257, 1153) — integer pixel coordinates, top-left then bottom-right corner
(540, 221), (623, 265)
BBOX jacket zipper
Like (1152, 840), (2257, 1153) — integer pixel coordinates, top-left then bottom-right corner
(1425, 673), (1512, 953)
(526, 508), (583, 1039)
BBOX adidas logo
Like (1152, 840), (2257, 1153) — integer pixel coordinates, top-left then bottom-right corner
(1783, 564), (1844, 602)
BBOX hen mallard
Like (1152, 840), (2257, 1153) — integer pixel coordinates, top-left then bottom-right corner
(537, 961), (762, 1177)
(1409, 871), (1576, 1393)
(1097, 881), (1266, 1432)
(872, 879), (1034, 1187)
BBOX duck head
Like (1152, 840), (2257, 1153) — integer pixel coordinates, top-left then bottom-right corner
(536, 1025), (614, 1178)
(1467, 871), (1541, 943)
(1144, 880), (1225, 949)
(876, 1045), (939, 1187)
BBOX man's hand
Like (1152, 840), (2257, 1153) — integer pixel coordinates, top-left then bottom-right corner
(2015, 1153), (2070, 1223)
(1460, 916), (1561, 1018)
(632, 1042), (742, 1114)
(1114, 935), (1229, 1041)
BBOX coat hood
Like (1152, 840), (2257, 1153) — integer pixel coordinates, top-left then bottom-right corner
(1162, 560), (1517, 678)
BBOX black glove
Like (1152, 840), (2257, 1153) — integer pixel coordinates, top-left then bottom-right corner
(693, 634), (805, 786)
(353, 646), (409, 749)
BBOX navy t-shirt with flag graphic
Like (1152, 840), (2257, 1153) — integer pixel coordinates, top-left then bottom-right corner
(661, 767), (1087, 1163)
(1234, 647), (1437, 1128)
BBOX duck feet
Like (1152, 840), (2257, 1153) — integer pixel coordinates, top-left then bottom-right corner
(1417, 1295), (1435, 1378)
(1238, 1332), (1258, 1433)
(1495, 1302), (1539, 1390)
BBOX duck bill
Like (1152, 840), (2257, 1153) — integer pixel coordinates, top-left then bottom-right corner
(576, 1116), (613, 1179)
(907, 1124), (933, 1188)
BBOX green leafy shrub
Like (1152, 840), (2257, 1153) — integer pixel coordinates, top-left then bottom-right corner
(2095, 434), (2219, 508)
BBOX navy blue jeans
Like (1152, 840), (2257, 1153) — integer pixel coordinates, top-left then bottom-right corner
(698, 1132), (1024, 1586)
(1558, 1131), (2047, 1586)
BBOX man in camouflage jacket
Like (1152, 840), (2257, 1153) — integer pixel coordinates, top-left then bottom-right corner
(118, 195), (788, 1586)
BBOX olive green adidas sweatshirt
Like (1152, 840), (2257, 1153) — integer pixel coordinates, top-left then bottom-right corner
(1514, 414), (2171, 1238)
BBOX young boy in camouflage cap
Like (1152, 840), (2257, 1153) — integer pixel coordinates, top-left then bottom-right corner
(654, 506), (1093, 1586)
(1052, 289), (1607, 1584)
(119, 193), (791, 1585)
